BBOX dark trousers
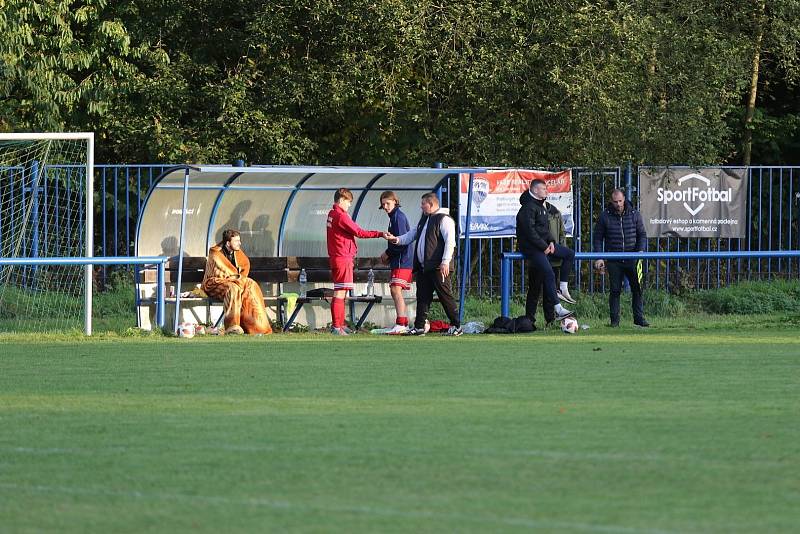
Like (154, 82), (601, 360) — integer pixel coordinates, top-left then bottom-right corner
(550, 243), (574, 282)
(607, 260), (645, 323)
(524, 249), (559, 316)
(526, 263), (557, 324)
(415, 269), (460, 328)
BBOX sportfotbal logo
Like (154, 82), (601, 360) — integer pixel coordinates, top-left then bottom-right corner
(656, 173), (733, 216)
(640, 167), (747, 238)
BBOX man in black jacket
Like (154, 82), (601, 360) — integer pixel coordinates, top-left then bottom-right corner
(593, 189), (649, 327)
(516, 179), (575, 324)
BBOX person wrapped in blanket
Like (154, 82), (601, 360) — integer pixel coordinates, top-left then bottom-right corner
(202, 229), (273, 335)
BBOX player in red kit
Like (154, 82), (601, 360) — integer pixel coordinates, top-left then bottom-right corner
(327, 188), (392, 335)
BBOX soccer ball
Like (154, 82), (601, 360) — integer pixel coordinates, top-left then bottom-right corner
(178, 322), (196, 338)
(560, 316), (579, 334)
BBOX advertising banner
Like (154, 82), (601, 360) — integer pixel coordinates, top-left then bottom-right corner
(459, 169), (573, 238)
(640, 167), (747, 238)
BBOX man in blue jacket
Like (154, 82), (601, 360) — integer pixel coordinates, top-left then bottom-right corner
(593, 188), (649, 327)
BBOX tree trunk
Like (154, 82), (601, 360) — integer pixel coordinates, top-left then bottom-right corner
(743, 0), (766, 166)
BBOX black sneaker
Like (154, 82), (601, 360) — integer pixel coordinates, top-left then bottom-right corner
(407, 327), (426, 336)
(444, 326), (463, 337)
(634, 319), (650, 328)
(609, 321), (620, 328)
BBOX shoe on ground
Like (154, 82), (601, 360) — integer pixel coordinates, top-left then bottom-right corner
(555, 308), (574, 321)
(407, 327), (426, 336)
(225, 325), (244, 335)
(330, 327), (349, 336)
(556, 289), (577, 304)
(444, 326), (463, 337)
(387, 324), (409, 335)
(634, 319), (650, 328)
(609, 321), (620, 328)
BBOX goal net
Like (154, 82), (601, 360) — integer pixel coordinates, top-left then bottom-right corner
(0, 133), (94, 334)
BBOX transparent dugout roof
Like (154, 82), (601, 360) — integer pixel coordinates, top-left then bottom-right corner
(136, 165), (484, 259)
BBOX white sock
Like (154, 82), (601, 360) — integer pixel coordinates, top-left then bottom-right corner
(555, 303), (567, 314)
(559, 281), (568, 292)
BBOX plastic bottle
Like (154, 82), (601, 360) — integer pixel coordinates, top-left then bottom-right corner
(367, 268), (375, 296)
(299, 268), (307, 298)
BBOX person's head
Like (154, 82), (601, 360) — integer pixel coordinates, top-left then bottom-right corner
(420, 192), (440, 215)
(379, 190), (400, 214)
(222, 229), (241, 251)
(530, 179), (548, 200)
(610, 188), (626, 214)
(334, 188), (354, 211)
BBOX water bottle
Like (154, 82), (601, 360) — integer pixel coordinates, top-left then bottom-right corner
(367, 268), (375, 296)
(299, 268), (307, 297)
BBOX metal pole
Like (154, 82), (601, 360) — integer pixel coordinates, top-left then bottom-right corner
(459, 172), (474, 324)
(501, 253), (512, 317)
(85, 134), (94, 336)
(173, 168), (191, 334)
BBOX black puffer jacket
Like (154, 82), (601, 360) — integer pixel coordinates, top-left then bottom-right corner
(593, 200), (647, 253)
(516, 191), (554, 255)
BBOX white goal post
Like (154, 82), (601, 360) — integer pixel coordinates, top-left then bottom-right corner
(0, 133), (94, 334)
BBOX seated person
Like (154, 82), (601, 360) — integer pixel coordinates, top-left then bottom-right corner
(202, 229), (273, 335)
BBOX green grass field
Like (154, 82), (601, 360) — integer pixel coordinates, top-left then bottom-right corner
(1, 326), (799, 533)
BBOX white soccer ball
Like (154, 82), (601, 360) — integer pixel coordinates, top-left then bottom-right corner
(178, 322), (196, 338)
(560, 316), (579, 334)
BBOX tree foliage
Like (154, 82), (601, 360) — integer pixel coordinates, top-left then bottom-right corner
(1, 0), (799, 165)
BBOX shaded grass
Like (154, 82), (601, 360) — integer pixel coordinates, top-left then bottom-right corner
(1, 331), (799, 533)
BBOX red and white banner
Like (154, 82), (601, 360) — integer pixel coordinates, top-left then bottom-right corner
(458, 169), (574, 238)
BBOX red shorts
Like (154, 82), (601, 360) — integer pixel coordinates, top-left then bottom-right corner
(390, 268), (413, 290)
(330, 257), (354, 290)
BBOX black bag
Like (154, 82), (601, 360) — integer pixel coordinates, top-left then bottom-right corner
(484, 315), (536, 334)
(305, 287), (334, 301)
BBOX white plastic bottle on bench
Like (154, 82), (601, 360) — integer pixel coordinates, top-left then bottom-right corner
(299, 268), (307, 298)
(367, 268), (375, 296)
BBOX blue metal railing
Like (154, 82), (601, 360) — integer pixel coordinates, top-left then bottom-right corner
(499, 250), (800, 317)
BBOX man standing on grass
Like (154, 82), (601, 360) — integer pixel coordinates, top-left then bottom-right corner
(389, 192), (463, 336)
(202, 229), (273, 335)
(593, 188), (649, 328)
(327, 187), (392, 336)
(516, 179), (575, 325)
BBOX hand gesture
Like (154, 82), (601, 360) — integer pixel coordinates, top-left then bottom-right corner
(544, 242), (555, 255)
(439, 263), (450, 280)
(388, 235), (400, 245)
(383, 231), (395, 241)
(594, 259), (605, 273)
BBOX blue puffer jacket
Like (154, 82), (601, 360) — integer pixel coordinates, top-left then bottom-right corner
(592, 200), (647, 253)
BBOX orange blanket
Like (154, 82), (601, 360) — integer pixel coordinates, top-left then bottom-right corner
(202, 245), (272, 334)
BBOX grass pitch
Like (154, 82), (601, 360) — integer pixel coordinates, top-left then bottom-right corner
(1, 327), (798, 533)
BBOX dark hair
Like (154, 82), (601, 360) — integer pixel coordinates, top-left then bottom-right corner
(611, 188), (626, 197)
(379, 190), (400, 208)
(530, 179), (546, 189)
(421, 192), (439, 206)
(222, 229), (240, 244)
(334, 188), (353, 203)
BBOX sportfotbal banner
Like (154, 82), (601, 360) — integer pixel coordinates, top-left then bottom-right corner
(458, 169), (574, 238)
(639, 167), (747, 238)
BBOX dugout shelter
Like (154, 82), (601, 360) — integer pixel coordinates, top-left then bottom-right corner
(135, 165), (485, 331)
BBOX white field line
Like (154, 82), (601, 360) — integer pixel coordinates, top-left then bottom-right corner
(0, 482), (685, 534)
